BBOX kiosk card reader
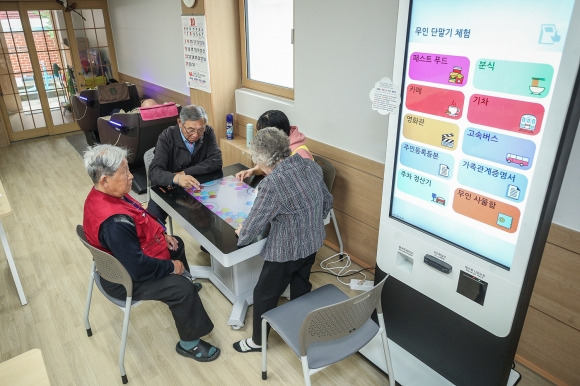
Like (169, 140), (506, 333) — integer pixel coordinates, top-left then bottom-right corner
(363, 1), (580, 385)
(423, 254), (452, 274)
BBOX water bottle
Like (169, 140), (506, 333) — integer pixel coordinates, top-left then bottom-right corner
(226, 113), (234, 139)
(246, 123), (254, 147)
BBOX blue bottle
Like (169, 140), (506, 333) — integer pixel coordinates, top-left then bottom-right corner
(226, 113), (234, 139)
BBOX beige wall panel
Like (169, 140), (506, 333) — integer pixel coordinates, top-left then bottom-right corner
(204, 0), (241, 139)
(530, 244), (580, 330)
(189, 90), (213, 124)
(219, 138), (252, 168)
(181, 0), (204, 15)
(547, 223), (580, 253)
(324, 209), (379, 268)
(516, 307), (580, 386)
(234, 113), (256, 138)
(306, 137), (385, 179)
(328, 160), (383, 229)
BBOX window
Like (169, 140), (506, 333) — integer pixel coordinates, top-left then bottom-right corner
(240, 0), (293, 99)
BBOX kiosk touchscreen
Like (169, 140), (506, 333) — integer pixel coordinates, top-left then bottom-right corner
(372, 0), (580, 384)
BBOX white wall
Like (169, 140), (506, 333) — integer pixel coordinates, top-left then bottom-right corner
(553, 126), (580, 229)
(106, 0), (189, 95)
(293, 0), (398, 162)
(107, 0), (580, 231)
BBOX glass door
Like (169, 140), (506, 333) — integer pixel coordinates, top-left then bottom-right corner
(0, 5), (78, 141)
(0, 1), (115, 143)
(70, 8), (114, 90)
(27, 8), (78, 136)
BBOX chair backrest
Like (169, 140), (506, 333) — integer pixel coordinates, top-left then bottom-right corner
(76, 225), (134, 297)
(299, 276), (388, 356)
(97, 105), (178, 168)
(72, 85), (140, 145)
(98, 84), (140, 116)
(72, 91), (100, 137)
(313, 155), (336, 193)
(143, 147), (156, 201)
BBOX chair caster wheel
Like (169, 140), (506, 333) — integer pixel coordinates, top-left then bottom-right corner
(231, 324), (243, 330)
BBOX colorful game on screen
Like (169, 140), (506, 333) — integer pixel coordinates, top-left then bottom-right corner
(185, 175), (258, 229)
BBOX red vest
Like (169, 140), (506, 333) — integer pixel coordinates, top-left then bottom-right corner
(83, 188), (170, 260)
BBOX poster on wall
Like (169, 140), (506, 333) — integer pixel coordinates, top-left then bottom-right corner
(182, 15), (211, 93)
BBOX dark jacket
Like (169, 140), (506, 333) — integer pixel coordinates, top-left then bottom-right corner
(149, 124), (223, 186)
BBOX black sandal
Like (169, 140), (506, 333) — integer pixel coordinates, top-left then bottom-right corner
(233, 338), (261, 353)
(176, 340), (220, 362)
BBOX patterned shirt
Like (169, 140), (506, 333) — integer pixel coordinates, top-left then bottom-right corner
(237, 155), (333, 262)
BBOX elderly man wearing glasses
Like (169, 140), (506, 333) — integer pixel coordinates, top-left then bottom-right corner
(148, 104), (222, 223)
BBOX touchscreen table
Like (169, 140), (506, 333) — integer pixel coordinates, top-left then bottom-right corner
(151, 164), (266, 329)
(185, 175), (258, 229)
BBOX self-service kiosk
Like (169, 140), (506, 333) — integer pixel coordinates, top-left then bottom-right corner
(361, 1), (580, 385)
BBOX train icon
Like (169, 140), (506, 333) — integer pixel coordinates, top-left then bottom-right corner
(519, 114), (537, 132)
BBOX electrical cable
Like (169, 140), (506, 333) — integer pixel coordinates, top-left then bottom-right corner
(74, 103), (88, 121)
(113, 131), (122, 146)
(311, 267), (373, 277)
(312, 252), (372, 286)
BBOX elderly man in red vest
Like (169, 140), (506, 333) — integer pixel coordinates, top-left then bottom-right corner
(82, 144), (220, 362)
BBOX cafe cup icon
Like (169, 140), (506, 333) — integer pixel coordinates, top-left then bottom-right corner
(446, 105), (460, 117)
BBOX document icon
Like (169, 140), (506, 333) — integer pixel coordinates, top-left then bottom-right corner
(506, 184), (520, 200)
(439, 164), (450, 177)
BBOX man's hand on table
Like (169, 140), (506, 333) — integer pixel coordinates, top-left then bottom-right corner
(173, 171), (200, 189)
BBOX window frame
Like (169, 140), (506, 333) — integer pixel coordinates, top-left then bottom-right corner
(238, 0), (294, 100)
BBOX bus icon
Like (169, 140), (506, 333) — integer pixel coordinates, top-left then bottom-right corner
(506, 153), (529, 167)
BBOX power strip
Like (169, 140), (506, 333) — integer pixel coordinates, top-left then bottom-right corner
(349, 279), (374, 291)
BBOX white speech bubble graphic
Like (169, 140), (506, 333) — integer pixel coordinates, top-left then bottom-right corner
(369, 77), (401, 115)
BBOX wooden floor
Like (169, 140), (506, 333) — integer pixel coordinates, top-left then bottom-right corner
(0, 134), (554, 385)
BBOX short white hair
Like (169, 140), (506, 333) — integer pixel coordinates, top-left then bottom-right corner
(83, 144), (127, 184)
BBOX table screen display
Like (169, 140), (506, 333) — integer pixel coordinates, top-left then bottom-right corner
(186, 175), (258, 229)
(390, 0), (575, 269)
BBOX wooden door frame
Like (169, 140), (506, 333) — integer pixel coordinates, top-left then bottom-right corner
(0, 0), (116, 143)
(62, 0), (119, 91)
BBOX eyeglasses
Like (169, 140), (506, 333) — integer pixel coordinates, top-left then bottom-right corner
(181, 124), (205, 135)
